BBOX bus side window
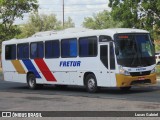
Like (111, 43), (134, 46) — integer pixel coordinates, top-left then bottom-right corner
(100, 45), (108, 68)
(30, 42), (44, 59)
(61, 38), (77, 58)
(5, 44), (16, 60)
(17, 43), (29, 59)
(79, 36), (97, 57)
(45, 40), (60, 58)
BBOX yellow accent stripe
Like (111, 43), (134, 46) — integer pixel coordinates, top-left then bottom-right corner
(11, 60), (26, 74)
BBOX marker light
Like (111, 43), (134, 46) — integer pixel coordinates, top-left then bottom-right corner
(118, 36), (129, 39)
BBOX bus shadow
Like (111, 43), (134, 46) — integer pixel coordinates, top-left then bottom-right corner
(1, 84), (160, 103)
(2, 84), (159, 95)
(99, 86), (158, 94)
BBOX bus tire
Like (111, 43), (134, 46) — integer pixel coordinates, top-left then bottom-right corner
(85, 74), (98, 93)
(27, 74), (37, 90)
(120, 86), (131, 91)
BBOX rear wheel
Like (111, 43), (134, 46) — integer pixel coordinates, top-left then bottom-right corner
(85, 74), (98, 93)
(27, 74), (42, 89)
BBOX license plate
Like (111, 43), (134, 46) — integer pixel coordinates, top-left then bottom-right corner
(138, 77), (145, 80)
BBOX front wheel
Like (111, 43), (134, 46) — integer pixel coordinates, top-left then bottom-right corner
(85, 74), (98, 93)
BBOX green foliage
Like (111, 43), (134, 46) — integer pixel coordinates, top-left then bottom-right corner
(0, 0), (38, 42)
(17, 13), (61, 38)
(109, 0), (160, 39)
(64, 17), (75, 29)
(155, 45), (160, 52)
(109, 0), (140, 28)
(17, 13), (75, 38)
(83, 10), (123, 29)
(0, 24), (21, 40)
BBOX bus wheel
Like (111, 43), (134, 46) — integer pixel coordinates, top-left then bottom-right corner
(27, 74), (37, 90)
(120, 86), (131, 91)
(85, 74), (98, 93)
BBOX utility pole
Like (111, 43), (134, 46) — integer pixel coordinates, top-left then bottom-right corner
(63, 0), (64, 28)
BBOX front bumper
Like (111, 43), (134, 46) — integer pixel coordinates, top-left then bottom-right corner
(116, 73), (157, 87)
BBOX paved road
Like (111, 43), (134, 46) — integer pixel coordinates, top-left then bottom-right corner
(0, 78), (160, 119)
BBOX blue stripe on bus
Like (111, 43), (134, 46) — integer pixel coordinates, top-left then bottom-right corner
(22, 59), (41, 78)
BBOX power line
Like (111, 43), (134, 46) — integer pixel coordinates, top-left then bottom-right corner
(38, 1), (108, 26)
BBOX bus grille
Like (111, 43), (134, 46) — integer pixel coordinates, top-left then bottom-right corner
(131, 79), (151, 85)
(130, 71), (151, 76)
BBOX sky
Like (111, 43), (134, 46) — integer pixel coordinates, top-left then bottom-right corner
(15, 0), (111, 27)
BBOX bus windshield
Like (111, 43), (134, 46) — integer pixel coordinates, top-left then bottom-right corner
(115, 34), (155, 67)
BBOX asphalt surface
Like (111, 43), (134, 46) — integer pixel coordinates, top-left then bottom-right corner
(0, 77), (160, 120)
(0, 79), (160, 105)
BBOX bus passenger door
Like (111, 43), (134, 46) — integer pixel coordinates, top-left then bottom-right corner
(100, 42), (116, 86)
(100, 43), (111, 86)
(108, 42), (116, 86)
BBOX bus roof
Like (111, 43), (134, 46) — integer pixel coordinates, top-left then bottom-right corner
(2, 28), (149, 44)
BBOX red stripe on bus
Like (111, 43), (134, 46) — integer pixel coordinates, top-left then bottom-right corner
(34, 59), (57, 82)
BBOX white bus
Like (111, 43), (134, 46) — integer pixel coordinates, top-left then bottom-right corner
(1, 28), (157, 92)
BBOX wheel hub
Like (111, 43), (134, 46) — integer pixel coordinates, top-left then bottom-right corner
(88, 78), (95, 90)
(29, 77), (35, 87)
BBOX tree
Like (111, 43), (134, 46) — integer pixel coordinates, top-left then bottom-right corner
(64, 17), (75, 29)
(17, 13), (61, 38)
(17, 13), (75, 38)
(109, 0), (140, 28)
(83, 10), (123, 29)
(0, 0), (38, 41)
(109, 0), (160, 39)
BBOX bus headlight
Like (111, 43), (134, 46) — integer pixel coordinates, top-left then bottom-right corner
(119, 66), (130, 76)
(151, 68), (156, 74)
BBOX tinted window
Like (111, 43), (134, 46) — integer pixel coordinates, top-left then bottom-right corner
(61, 38), (77, 58)
(136, 35), (154, 57)
(79, 36), (97, 57)
(99, 35), (112, 42)
(17, 43), (29, 59)
(30, 42), (44, 59)
(5, 45), (16, 60)
(100, 45), (108, 68)
(110, 42), (115, 69)
(45, 40), (60, 58)
(115, 34), (155, 67)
